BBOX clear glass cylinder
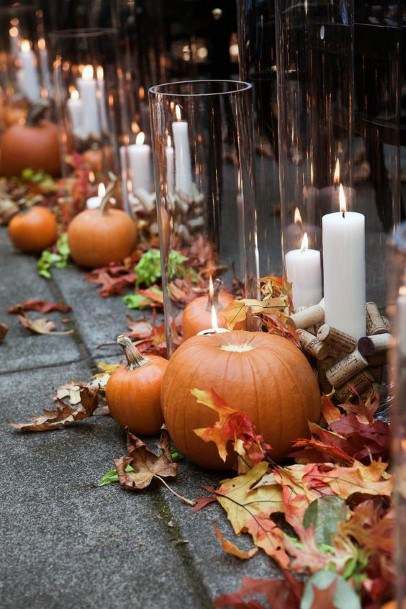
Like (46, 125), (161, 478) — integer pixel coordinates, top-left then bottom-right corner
(149, 80), (259, 355)
(0, 5), (52, 123)
(51, 28), (126, 204)
(388, 222), (406, 609)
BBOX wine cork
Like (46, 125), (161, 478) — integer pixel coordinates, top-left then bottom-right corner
(297, 329), (330, 361)
(366, 302), (387, 335)
(369, 366), (383, 383)
(382, 316), (390, 331)
(317, 324), (357, 354)
(290, 305), (325, 330)
(334, 370), (374, 403)
(358, 333), (391, 357)
(326, 350), (368, 387)
(367, 352), (387, 367)
(317, 356), (339, 394)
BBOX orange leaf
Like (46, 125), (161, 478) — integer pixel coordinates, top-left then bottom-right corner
(213, 524), (258, 560)
(221, 300), (248, 330)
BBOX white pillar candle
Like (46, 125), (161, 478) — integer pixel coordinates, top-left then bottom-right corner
(322, 184), (366, 339)
(166, 135), (175, 197)
(172, 104), (193, 198)
(96, 66), (109, 134)
(285, 232), (322, 310)
(86, 183), (105, 210)
(66, 88), (83, 136)
(37, 38), (52, 94)
(19, 40), (40, 102)
(77, 64), (100, 139)
(128, 132), (152, 193)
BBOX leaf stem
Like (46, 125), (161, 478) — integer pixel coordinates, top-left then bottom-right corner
(154, 475), (196, 506)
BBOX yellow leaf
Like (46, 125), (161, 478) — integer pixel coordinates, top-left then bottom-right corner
(221, 300), (248, 329)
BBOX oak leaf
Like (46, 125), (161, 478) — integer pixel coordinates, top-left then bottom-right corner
(303, 461), (392, 499)
(7, 300), (72, 314)
(214, 573), (303, 609)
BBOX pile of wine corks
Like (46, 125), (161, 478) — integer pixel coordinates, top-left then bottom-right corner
(289, 302), (391, 402)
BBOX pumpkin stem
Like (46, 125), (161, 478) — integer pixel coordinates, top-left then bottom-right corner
(99, 179), (117, 215)
(117, 335), (149, 369)
(26, 100), (52, 126)
(154, 475), (196, 506)
(205, 278), (224, 312)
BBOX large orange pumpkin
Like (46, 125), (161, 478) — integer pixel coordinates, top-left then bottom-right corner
(0, 103), (60, 177)
(67, 189), (137, 268)
(8, 206), (57, 254)
(106, 335), (168, 435)
(161, 330), (321, 469)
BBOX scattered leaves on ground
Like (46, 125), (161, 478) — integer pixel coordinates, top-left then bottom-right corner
(7, 300), (72, 314)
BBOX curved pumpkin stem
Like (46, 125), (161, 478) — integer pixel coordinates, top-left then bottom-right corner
(99, 179), (117, 216)
(205, 278), (224, 312)
(26, 100), (52, 127)
(117, 335), (149, 369)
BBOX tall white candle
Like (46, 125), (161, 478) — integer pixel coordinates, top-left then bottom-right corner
(172, 104), (193, 198)
(96, 66), (109, 133)
(322, 184), (366, 339)
(38, 38), (52, 94)
(77, 64), (100, 139)
(166, 135), (175, 197)
(19, 40), (40, 102)
(128, 132), (152, 193)
(285, 232), (322, 310)
(66, 88), (83, 136)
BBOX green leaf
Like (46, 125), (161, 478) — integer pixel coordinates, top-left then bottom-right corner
(98, 465), (134, 487)
(37, 234), (70, 279)
(167, 250), (188, 280)
(135, 249), (162, 287)
(303, 496), (347, 546)
(123, 294), (153, 309)
(301, 570), (361, 609)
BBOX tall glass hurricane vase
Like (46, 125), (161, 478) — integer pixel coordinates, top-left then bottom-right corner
(149, 80), (259, 355)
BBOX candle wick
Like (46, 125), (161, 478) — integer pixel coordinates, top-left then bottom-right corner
(342, 210), (345, 219)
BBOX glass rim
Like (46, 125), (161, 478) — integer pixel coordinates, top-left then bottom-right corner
(0, 5), (40, 14)
(49, 27), (117, 40)
(149, 79), (252, 98)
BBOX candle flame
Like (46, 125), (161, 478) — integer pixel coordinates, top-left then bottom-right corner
(10, 18), (19, 27)
(136, 132), (145, 146)
(82, 64), (94, 80)
(294, 208), (302, 225)
(339, 184), (346, 216)
(333, 158), (340, 185)
(96, 65), (104, 81)
(88, 171), (95, 183)
(175, 104), (182, 121)
(301, 232), (309, 253)
(399, 285), (406, 297)
(98, 183), (106, 198)
(9, 26), (18, 39)
(131, 121), (140, 135)
(70, 88), (79, 101)
(38, 38), (46, 51)
(139, 86), (145, 100)
(21, 40), (31, 52)
(167, 135), (172, 147)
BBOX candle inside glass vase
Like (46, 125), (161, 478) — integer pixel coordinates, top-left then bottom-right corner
(285, 232), (322, 310)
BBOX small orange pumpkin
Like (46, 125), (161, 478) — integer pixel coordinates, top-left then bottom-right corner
(8, 206), (58, 254)
(161, 330), (321, 469)
(106, 335), (168, 435)
(67, 185), (137, 268)
(182, 279), (235, 339)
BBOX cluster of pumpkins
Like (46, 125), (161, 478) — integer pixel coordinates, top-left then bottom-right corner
(2, 108), (321, 471)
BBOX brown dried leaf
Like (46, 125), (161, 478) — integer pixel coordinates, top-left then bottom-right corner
(221, 300), (248, 330)
(8, 300), (72, 314)
(0, 322), (9, 342)
(18, 313), (73, 336)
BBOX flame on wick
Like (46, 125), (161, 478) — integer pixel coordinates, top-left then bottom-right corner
(9, 26), (18, 38)
(175, 105), (182, 121)
(139, 86), (145, 100)
(131, 121), (140, 135)
(294, 207), (302, 225)
(82, 64), (94, 80)
(136, 132), (145, 146)
(339, 184), (346, 217)
(96, 66), (104, 81)
(333, 158), (340, 185)
(38, 38), (46, 51)
(167, 135), (172, 147)
(21, 40), (31, 52)
(70, 88), (79, 101)
(98, 183), (106, 198)
(88, 171), (95, 183)
(301, 232), (309, 253)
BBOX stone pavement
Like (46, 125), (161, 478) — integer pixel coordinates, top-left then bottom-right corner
(0, 227), (279, 609)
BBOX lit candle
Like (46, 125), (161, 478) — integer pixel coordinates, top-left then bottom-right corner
(166, 135), (175, 197)
(128, 132), (152, 193)
(286, 207), (321, 251)
(19, 40), (40, 102)
(285, 232), (322, 310)
(66, 88), (83, 136)
(197, 277), (230, 336)
(77, 64), (100, 139)
(38, 38), (52, 94)
(86, 183), (105, 210)
(96, 66), (108, 133)
(172, 104), (193, 198)
(322, 184), (366, 339)
(9, 26), (20, 57)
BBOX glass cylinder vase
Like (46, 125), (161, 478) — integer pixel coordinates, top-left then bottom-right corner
(149, 80), (259, 355)
(51, 28), (127, 209)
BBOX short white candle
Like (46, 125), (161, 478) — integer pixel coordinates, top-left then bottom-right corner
(166, 135), (175, 197)
(77, 64), (100, 139)
(322, 184), (366, 339)
(66, 88), (83, 136)
(285, 232), (322, 310)
(19, 40), (40, 102)
(86, 183), (105, 210)
(172, 104), (193, 198)
(128, 132), (152, 193)
(96, 66), (109, 133)
(38, 38), (52, 93)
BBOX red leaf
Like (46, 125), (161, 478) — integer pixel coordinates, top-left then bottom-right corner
(214, 574), (302, 609)
(8, 300), (72, 314)
(85, 269), (136, 297)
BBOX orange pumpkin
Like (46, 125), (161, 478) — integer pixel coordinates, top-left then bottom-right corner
(161, 330), (321, 469)
(0, 103), (60, 177)
(67, 187), (137, 268)
(106, 335), (168, 435)
(8, 206), (57, 254)
(182, 281), (235, 339)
